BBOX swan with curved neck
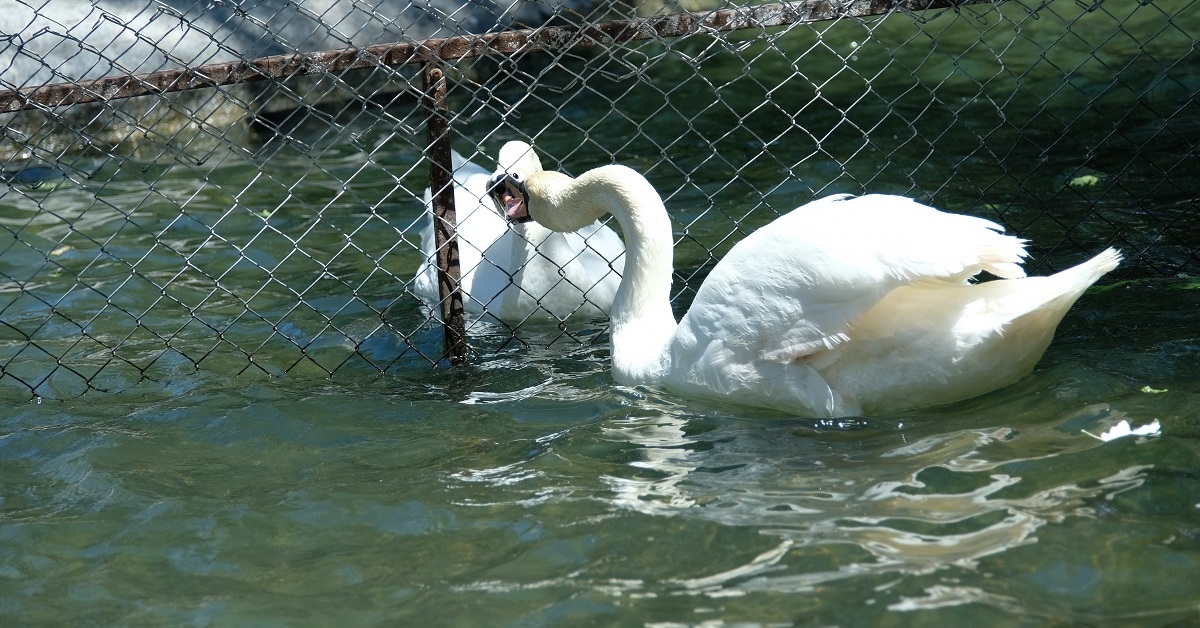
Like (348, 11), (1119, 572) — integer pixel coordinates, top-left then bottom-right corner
(490, 142), (1121, 417)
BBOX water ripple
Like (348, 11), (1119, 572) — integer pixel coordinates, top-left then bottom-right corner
(595, 406), (1160, 599)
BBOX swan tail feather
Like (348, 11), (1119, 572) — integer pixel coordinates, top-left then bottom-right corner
(1061, 247), (1123, 284)
(978, 236), (1029, 279)
(988, 246), (1122, 324)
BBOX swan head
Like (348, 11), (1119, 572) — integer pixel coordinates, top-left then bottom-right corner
(488, 141), (542, 224)
(489, 142), (616, 233)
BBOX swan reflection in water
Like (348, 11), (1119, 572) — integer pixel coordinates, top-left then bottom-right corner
(597, 403), (1153, 602)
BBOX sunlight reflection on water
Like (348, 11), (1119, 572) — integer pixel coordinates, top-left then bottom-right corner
(593, 404), (1157, 603)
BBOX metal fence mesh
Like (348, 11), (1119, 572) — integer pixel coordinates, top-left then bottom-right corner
(1, 0), (1196, 399)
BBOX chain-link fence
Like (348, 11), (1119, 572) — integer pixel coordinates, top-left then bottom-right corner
(1, 0), (1196, 399)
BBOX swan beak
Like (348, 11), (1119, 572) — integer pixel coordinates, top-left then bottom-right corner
(488, 174), (532, 223)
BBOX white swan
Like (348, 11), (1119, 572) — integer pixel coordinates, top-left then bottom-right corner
(491, 154), (1122, 417)
(412, 145), (624, 323)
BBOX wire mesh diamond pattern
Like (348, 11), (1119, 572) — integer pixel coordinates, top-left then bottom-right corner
(0, 0), (1196, 399)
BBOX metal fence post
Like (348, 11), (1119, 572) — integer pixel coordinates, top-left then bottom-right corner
(422, 62), (468, 366)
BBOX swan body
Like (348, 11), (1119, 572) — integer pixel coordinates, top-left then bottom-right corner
(493, 156), (1121, 417)
(413, 147), (624, 323)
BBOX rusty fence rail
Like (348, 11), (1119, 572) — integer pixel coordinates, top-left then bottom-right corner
(0, 0), (996, 113)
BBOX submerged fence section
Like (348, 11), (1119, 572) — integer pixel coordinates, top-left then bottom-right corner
(0, 0), (1197, 399)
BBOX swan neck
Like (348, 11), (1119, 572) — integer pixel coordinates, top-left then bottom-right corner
(572, 166), (677, 383)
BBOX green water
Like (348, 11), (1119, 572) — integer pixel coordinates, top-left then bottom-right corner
(3, 2), (1200, 625)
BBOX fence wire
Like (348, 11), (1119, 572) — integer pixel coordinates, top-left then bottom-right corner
(0, 0), (1196, 399)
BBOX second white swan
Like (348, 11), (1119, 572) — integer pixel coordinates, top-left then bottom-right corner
(413, 144), (624, 323)
(490, 149), (1121, 417)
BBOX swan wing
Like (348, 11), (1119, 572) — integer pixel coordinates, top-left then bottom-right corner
(503, 220), (626, 318)
(574, 219), (627, 271)
(678, 194), (1029, 365)
(550, 220), (626, 311)
(548, 219), (627, 291)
